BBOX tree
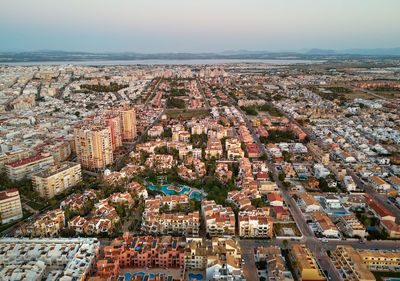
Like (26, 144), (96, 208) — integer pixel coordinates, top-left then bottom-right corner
(278, 173), (286, 182)
(251, 198), (266, 208)
(283, 239), (288, 249)
(160, 203), (169, 213)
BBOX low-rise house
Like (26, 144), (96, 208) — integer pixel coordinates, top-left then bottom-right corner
(259, 181), (279, 194)
(369, 175), (391, 192)
(126, 181), (148, 199)
(300, 192), (321, 213)
(343, 175), (357, 191)
(108, 192), (134, 207)
(19, 209), (65, 237)
(215, 162), (233, 182)
(267, 193), (283, 207)
(387, 175), (400, 191)
(380, 220), (400, 239)
(314, 163), (330, 179)
(367, 198), (396, 222)
(323, 194), (342, 209)
(312, 211), (339, 237)
(145, 154), (176, 172)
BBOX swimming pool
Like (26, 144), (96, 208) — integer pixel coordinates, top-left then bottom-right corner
(188, 273), (203, 280)
(147, 183), (207, 200)
(333, 211), (347, 215)
(124, 272), (156, 280)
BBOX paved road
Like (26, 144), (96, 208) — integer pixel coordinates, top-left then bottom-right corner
(234, 100), (343, 281)
(143, 77), (162, 107)
(196, 78), (210, 110)
(239, 240), (258, 281)
(347, 168), (400, 224)
(348, 85), (390, 101)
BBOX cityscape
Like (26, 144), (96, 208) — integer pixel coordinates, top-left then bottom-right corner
(1, 1), (400, 281)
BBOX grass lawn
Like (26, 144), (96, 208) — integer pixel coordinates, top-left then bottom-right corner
(167, 109), (210, 119)
(26, 200), (49, 210)
(373, 271), (400, 281)
(371, 90), (400, 99)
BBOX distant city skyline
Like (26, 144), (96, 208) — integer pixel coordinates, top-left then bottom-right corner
(1, 0), (400, 53)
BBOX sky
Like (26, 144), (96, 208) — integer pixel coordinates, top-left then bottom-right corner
(1, 0), (400, 53)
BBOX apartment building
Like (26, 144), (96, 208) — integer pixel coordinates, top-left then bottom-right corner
(98, 114), (123, 150)
(331, 245), (375, 281)
(205, 138), (223, 159)
(32, 162), (82, 199)
(74, 125), (113, 169)
(142, 195), (199, 236)
(202, 199), (235, 236)
(0, 188), (23, 224)
(206, 237), (245, 281)
(143, 211), (200, 236)
(336, 214), (367, 239)
(307, 142), (329, 165)
(0, 149), (33, 170)
(102, 235), (186, 269)
(42, 140), (72, 164)
(358, 249), (400, 271)
(238, 208), (274, 238)
(0, 237), (99, 281)
(184, 238), (207, 271)
(290, 244), (325, 281)
(255, 246), (294, 281)
(119, 107), (137, 140)
(5, 153), (54, 180)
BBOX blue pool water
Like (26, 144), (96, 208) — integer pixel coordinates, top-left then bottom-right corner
(333, 211), (346, 215)
(147, 184), (206, 200)
(188, 273), (203, 280)
(124, 272), (156, 280)
(383, 279), (400, 281)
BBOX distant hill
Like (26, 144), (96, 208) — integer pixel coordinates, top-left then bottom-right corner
(304, 47), (400, 56)
(306, 49), (337, 55)
(341, 47), (400, 56)
(1, 47), (399, 63)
